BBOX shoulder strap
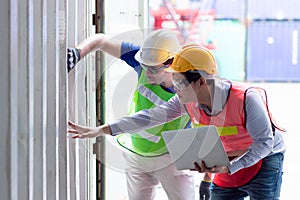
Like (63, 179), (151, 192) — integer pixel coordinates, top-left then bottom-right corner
(244, 87), (286, 134)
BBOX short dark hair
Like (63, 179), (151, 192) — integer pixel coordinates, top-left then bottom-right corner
(182, 70), (201, 83)
(163, 58), (174, 65)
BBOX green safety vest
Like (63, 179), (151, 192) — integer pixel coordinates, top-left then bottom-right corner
(116, 69), (190, 157)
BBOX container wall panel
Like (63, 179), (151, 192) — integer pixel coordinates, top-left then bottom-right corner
(0, 0), (10, 199)
(213, 0), (245, 20)
(248, 0), (300, 20)
(247, 20), (300, 82)
(0, 0), (91, 199)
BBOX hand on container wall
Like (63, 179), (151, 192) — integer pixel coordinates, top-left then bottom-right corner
(68, 121), (112, 139)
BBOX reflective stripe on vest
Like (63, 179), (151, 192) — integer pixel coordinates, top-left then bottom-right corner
(136, 84), (166, 106)
(192, 123), (238, 136)
(132, 130), (161, 143)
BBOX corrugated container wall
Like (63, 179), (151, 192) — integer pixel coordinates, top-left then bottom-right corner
(213, 0), (245, 20)
(246, 0), (300, 82)
(0, 0), (94, 200)
(247, 20), (300, 82)
(248, 0), (300, 20)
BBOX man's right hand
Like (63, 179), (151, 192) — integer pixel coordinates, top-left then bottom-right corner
(68, 121), (112, 138)
(67, 47), (81, 72)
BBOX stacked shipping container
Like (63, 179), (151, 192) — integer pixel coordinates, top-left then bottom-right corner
(246, 0), (300, 81)
(200, 0), (300, 81)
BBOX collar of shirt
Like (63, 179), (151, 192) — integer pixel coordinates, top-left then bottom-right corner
(161, 85), (176, 94)
(196, 79), (231, 115)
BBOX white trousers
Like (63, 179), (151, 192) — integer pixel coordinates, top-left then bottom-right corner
(123, 152), (195, 200)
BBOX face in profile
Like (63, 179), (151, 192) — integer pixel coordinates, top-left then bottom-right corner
(141, 63), (172, 85)
(172, 73), (198, 104)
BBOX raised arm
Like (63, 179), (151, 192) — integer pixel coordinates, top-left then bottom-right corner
(68, 95), (187, 138)
(67, 33), (122, 72)
(76, 33), (122, 59)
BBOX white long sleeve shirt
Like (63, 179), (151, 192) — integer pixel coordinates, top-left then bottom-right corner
(110, 80), (286, 174)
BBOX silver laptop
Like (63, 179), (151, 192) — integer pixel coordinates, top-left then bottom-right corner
(161, 125), (230, 170)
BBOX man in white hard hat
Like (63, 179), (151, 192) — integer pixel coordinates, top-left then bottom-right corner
(67, 29), (198, 200)
(69, 45), (286, 200)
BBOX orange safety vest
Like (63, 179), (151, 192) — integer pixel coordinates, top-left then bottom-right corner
(185, 81), (284, 187)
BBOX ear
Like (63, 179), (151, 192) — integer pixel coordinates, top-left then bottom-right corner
(199, 76), (206, 86)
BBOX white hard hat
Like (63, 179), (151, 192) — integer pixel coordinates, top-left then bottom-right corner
(135, 29), (181, 66)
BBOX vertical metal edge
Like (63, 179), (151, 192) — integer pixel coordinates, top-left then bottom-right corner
(95, 0), (106, 199)
(57, 0), (68, 199)
(0, 0), (11, 199)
